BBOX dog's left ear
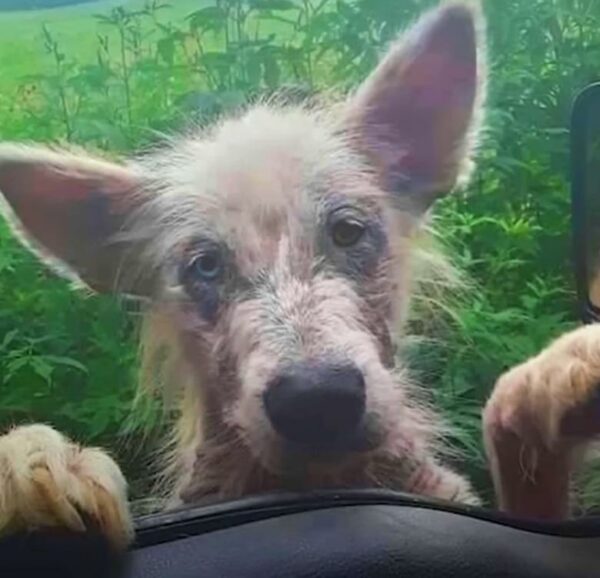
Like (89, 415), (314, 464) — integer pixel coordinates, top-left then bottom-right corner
(346, 1), (486, 212)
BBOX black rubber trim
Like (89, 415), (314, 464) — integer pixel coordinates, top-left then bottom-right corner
(571, 82), (600, 324)
(132, 489), (600, 549)
(0, 530), (125, 578)
(128, 503), (600, 578)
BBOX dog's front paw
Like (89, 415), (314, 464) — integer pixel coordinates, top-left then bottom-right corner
(0, 424), (133, 548)
(484, 324), (600, 449)
(483, 324), (600, 519)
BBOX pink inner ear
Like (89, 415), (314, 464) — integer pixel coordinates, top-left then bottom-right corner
(0, 158), (142, 293)
(5, 165), (97, 251)
(355, 4), (479, 198)
(2, 163), (132, 263)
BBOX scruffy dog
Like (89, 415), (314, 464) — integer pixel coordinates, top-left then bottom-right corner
(0, 0), (597, 549)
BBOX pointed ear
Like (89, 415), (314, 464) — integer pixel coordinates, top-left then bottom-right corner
(346, 1), (486, 212)
(0, 144), (151, 296)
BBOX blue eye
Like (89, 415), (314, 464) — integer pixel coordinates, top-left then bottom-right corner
(187, 250), (222, 281)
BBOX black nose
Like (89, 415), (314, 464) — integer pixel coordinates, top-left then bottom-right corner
(263, 362), (366, 447)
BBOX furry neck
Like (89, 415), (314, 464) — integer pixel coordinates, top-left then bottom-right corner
(176, 418), (428, 505)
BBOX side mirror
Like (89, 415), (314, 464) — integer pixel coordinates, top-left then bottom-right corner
(571, 83), (600, 323)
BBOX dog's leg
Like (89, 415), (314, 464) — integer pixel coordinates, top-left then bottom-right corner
(404, 458), (481, 506)
(483, 324), (600, 519)
(0, 424), (133, 548)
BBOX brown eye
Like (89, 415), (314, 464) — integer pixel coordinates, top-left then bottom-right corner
(331, 218), (365, 247)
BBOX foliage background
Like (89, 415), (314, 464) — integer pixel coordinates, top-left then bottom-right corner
(0, 0), (595, 508)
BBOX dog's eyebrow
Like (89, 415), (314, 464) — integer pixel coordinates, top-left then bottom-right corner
(319, 193), (378, 218)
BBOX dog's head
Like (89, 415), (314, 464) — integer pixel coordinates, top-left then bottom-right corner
(0, 2), (485, 478)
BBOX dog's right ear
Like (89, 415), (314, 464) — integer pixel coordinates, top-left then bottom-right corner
(0, 144), (152, 296)
(346, 1), (486, 213)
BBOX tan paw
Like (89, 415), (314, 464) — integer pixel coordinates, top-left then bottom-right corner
(483, 324), (600, 519)
(484, 324), (600, 450)
(0, 424), (133, 548)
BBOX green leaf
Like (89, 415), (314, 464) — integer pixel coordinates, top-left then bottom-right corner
(248, 0), (297, 10)
(43, 356), (89, 374)
(30, 357), (53, 384)
(0, 329), (18, 352)
(157, 37), (175, 65)
(4, 356), (30, 383)
(186, 6), (227, 33)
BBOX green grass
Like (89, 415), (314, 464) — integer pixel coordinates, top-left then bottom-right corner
(0, 0), (204, 91)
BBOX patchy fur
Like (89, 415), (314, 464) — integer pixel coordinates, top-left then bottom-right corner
(0, 1), (496, 546)
(130, 104), (469, 506)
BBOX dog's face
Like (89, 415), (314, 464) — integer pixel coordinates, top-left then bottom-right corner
(0, 2), (485, 476)
(144, 109), (406, 470)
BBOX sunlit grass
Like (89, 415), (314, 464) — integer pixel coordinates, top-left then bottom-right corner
(0, 0), (205, 91)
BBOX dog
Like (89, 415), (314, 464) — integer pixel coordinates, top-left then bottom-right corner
(0, 0), (596, 549)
